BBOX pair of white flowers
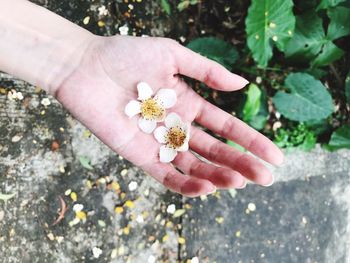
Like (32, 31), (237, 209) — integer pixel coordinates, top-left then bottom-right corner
(125, 82), (190, 163)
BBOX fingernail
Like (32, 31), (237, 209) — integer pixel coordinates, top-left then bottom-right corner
(233, 74), (249, 89)
(263, 175), (275, 187)
(274, 150), (285, 166)
(237, 181), (247, 189)
(208, 186), (217, 194)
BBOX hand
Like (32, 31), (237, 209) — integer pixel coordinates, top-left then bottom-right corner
(53, 35), (284, 197)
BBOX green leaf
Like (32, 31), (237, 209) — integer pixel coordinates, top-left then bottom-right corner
(228, 189), (237, 199)
(304, 68), (328, 79)
(79, 156), (93, 170)
(299, 132), (316, 151)
(317, 0), (347, 10)
(245, 0), (295, 67)
(345, 72), (350, 104)
(272, 73), (334, 121)
(285, 13), (326, 63)
(0, 192), (15, 201)
(242, 84), (269, 130)
(328, 125), (350, 150)
(251, 88), (269, 130)
(226, 140), (245, 152)
(173, 209), (186, 218)
(187, 37), (239, 69)
(311, 41), (345, 67)
(243, 84), (261, 122)
(327, 6), (350, 40)
(177, 1), (190, 12)
(285, 11), (346, 66)
(161, 0), (171, 15)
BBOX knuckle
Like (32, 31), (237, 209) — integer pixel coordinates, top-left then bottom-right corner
(208, 141), (222, 162)
(189, 160), (202, 175)
(222, 117), (235, 138)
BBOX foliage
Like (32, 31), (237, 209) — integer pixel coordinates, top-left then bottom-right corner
(177, 0), (199, 12)
(161, 0), (171, 15)
(285, 6), (349, 66)
(273, 73), (334, 122)
(245, 0), (295, 67)
(346, 72), (350, 104)
(226, 140), (245, 152)
(0, 192), (15, 201)
(274, 123), (317, 151)
(182, 0), (350, 151)
(79, 156), (93, 170)
(327, 125), (350, 150)
(242, 84), (268, 130)
(317, 0), (347, 10)
(187, 37), (239, 69)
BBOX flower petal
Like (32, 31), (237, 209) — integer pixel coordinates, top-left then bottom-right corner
(156, 89), (177, 109)
(159, 145), (177, 163)
(177, 141), (189, 152)
(137, 82), (153, 100)
(154, 126), (168, 144)
(165, 112), (182, 128)
(138, 118), (157, 134)
(125, 100), (141, 118)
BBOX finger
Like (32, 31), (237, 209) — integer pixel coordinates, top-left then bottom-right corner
(173, 151), (246, 189)
(190, 127), (274, 186)
(196, 99), (284, 166)
(169, 40), (249, 91)
(142, 162), (216, 197)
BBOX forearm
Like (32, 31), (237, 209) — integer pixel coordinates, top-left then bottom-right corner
(0, 0), (94, 94)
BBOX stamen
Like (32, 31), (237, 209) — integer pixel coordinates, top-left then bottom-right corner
(140, 98), (165, 120)
(166, 127), (186, 149)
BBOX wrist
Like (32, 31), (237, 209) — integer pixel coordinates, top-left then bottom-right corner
(0, 0), (96, 94)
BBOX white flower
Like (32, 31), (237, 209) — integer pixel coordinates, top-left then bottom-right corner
(153, 113), (190, 163)
(98, 5), (108, 16)
(41, 98), (51, 106)
(166, 204), (176, 214)
(119, 24), (129, 35)
(73, 204), (84, 212)
(124, 82), (177, 134)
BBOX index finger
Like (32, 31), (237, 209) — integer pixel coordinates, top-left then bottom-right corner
(168, 40), (249, 91)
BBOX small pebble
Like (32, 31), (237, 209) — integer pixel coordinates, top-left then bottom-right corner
(248, 202), (256, 212)
(111, 248), (118, 259)
(11, 135), (22, 143)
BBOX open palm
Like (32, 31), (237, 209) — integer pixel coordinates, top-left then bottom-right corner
(54, 35), (284, 197)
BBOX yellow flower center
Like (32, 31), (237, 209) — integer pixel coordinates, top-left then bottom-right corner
(140, 98), (165, 120)
(167, 127), (186, 149)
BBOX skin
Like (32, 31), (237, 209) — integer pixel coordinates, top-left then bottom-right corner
(0, 0), (284, 197)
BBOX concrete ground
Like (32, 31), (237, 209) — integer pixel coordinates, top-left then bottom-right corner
(1, 1), (350, 263)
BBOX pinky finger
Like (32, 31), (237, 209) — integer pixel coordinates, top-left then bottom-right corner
(142, 162), (216, 197)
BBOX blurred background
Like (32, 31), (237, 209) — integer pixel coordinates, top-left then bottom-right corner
(0, 0), (349, 262)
